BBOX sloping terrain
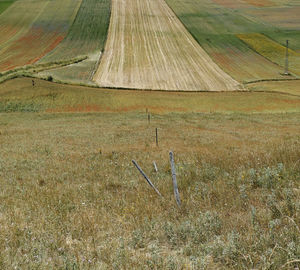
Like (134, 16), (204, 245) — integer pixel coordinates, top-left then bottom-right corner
(166, 0), (299, 82)
(0, 0), (48, 50)
(238, 33), (300, 76)
(39, 0), (110, 83)
(0, 0), (81, 71)
(94, 0), (241, 91)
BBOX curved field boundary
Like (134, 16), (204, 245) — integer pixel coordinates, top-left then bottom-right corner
(165, 0), (291, 83)
(0, 0), (82, 72)
(39, 0), (111, 83)
(94, 0), (241, 91)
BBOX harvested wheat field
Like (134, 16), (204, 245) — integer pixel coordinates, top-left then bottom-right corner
(94, 0), (241, 91)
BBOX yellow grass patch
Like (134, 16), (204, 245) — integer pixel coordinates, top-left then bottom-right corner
(94, 0), (241, 91)
(237, 33), (300, 75)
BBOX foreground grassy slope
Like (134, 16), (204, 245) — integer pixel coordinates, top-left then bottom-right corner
(0, 0), (81, 71)
(1, 78), (300, 113)
(39, 0), (111, 83)
(165, 0), (298, 82)
(0, 111), (299, 268)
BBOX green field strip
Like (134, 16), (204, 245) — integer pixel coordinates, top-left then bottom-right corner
(0, 0), (15, 15)
(266, 31), (300, 52)
(0, 0), (82, 72)
(39, 0), (111, 83)
(165, 0), (295, 82)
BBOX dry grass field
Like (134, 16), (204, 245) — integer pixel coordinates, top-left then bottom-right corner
(248, 80), (300, 96)
(1, 78), (300, 113)
(0, 109), (299, 269)
(0, 0), (299, 268)
(94, 0), (241, 91)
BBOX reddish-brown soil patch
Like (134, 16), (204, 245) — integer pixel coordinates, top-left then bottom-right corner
(243, 0), (274, 7)
(0, 28), (64, 71)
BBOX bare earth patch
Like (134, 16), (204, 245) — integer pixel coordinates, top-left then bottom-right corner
(94, 0), (241, 91)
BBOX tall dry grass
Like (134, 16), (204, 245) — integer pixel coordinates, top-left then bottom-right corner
(0, 112), (299, 269)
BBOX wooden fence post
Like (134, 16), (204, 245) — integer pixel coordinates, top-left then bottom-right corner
(169, 151), (181, 207)
(132, 160), (162, 197)
(153, 161), (158, 172)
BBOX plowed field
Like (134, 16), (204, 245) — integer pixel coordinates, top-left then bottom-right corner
(94, 0), (241, 91)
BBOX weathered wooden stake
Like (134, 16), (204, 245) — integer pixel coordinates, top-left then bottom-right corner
(148, 113), (151, 124)
(153, 161), (158, 172)
(155, 128), (158, 146)
(132, 160), (162, 197)
(169, 151), (181, 207)
(285, 40), (289, 75)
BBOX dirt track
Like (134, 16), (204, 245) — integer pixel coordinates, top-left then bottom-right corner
(94, 0), (241, 91)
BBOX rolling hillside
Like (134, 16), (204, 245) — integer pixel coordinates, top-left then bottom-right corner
(39, 0), (111, 84)
(0, 0), (81, 71)
(0, 0), (299, 89)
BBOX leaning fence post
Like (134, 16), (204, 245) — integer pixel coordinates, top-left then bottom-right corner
(153, 161), (158, 172)
(132, 160), (162, 197)
(169, 151), (181, 207)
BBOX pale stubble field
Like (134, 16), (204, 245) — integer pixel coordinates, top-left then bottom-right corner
(94, 0), (241, 91)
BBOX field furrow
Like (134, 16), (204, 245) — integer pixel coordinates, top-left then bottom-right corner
(0, 0), (81, 72)
(38, 0), (110, 83)
(94, 0), (241, 91)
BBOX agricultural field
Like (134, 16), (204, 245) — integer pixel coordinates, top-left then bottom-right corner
(39, 0), (111, 84)
(0, 0), (81, 71)
(0, 0), (15, 15)
(0, 0), (48, 52)
(166, 0), (300, 83)
(1, 78), (300, 113)
(93, 0), (241, 91)
(248, 80), (300, 96)
(237, 33), (300, 76)
(0, 1), (299, 268)
(0, 88), (299, 267)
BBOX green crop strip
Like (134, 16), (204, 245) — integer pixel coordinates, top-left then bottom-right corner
(0, 0), (15, 15)
(40, 0), (111, 83)
(165, 0), (299, 82)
